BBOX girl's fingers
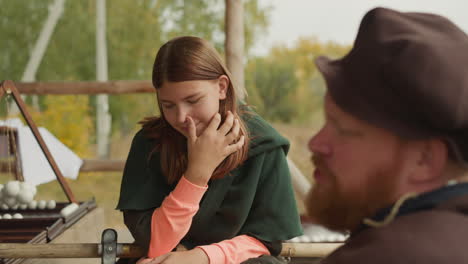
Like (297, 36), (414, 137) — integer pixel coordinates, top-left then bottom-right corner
(136, 258), (153, 264)
(225, 118), (240, 143)
(150, 253), (170, 264)
(218, 111), (234, 135)
(225, 135), (245, 154)
(205, 113), (222, 133)
(187, 116), (197, 142)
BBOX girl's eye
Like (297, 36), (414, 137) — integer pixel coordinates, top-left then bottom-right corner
(188, 98), (201, 104)
(162, 104), (174, 109)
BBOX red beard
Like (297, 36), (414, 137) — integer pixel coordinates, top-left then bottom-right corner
(306, 154), (399, 232)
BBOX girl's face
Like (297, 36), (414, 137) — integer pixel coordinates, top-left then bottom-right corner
(158, 76), (228, 137)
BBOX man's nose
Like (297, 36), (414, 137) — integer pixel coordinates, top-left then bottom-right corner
(308, 129), (332, 156)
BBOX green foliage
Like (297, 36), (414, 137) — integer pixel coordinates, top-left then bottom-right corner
(0, 0), (272, 154)
(244, 0), (272, 57)
(36, 0), (96, 81)
(246, 57), (299, 122)
(246, 37), (351, 123)
(0, 0), (51, 80)
(0, 0), (348, 158)
(0, 0), (352, 227)
(31, 95), (93, 157)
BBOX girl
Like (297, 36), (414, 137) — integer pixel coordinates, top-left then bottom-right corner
(117, 36), (302, 264)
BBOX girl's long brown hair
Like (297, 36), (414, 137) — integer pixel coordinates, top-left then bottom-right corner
(141, 36), (250, 184)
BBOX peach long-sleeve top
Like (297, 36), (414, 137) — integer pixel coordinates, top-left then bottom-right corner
(147, 176), (270, 264)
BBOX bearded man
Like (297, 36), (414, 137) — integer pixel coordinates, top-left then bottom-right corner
(306, 7), (468, 263)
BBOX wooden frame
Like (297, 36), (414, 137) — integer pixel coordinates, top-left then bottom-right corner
(0, 80), (76, 203)
(0, 126), (23, 181)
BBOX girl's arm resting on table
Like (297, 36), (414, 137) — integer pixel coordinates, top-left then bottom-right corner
(148, 176), (208, 257)
(143, 235), (270, 264)
(122, 176), (207, 258)
(124, 174), (277, 264)
(198, 235), (270, 264)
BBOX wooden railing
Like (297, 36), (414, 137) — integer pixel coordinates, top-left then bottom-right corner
(15, 80), (312, 201)
(80, 159), (125, 172)
(16, 80), (153, 94)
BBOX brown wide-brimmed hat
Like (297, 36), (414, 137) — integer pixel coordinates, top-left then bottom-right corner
(315, 7), (468, 166)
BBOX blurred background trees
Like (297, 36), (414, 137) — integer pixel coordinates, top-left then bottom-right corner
(1, 0), (350, 149)
(0, 0), (350, 223)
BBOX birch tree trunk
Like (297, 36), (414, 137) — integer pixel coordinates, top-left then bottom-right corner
(20, 0), (66, 112)
(96, 0), (111, 158)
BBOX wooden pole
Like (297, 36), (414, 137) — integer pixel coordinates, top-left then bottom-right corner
(0, 242), (341, 258)
(225, 0), (246, 100)
(287, 157), (311, 201)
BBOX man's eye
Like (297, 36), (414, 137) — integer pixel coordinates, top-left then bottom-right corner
(337, 126), (363, 138)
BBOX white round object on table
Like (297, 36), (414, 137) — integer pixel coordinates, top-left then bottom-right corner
(19, 204), (28, 210)
(339, 234), (348, 241)
(0, 184), (4, 199)
(3, 213), (12, 219)
(28, 200), (38, 210)
(0, 215), (2, 219)
(17, 189), (34, 204)
(300, 235), (312, 243)
(46, 200), (56, 210)
(60, 203), (79, 217)
(288, 237), (300, 243)
(12, 213), (23, 219)
(11, 204), (19, 210)
(311, 234), (326, 243)
(0, 204), (9, 210)
(20, 182), (37, 197)
(4, 196), (17, 207)
(326, 234), (340, 242)
(37, 200), (47, 210)
(5, 181), (20, 197)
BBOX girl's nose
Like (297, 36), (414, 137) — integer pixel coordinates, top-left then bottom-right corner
(176, 107), (188, 124)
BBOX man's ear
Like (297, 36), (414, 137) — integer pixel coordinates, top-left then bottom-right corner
(218, 75), (229, 100)
(409, 139), (448, 184)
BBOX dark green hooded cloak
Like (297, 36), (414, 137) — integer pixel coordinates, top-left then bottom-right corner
(116, 113), (303, 254)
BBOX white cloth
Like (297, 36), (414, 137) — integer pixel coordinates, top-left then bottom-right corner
(0, 118), (82, 186)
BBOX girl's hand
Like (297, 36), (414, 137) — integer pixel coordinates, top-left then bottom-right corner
(185, 111), (245, 186)
(144, 248), (209, 264)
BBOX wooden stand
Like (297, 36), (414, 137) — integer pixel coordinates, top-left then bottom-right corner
(0, 80), (76, 203)
(0, 126), (23, 181)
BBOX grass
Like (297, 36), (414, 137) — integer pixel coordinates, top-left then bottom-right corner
(1, 116), (324, 229)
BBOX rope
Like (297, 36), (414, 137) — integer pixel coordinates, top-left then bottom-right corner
(363, 192), (419, 228)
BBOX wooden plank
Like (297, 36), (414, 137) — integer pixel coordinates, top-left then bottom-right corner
(0, 242), (342, 258)
(80, 159), (125, 172)
(281, 242), (342, 258)
(0, 243), (141, 258)
(15, 80), (154, 95)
